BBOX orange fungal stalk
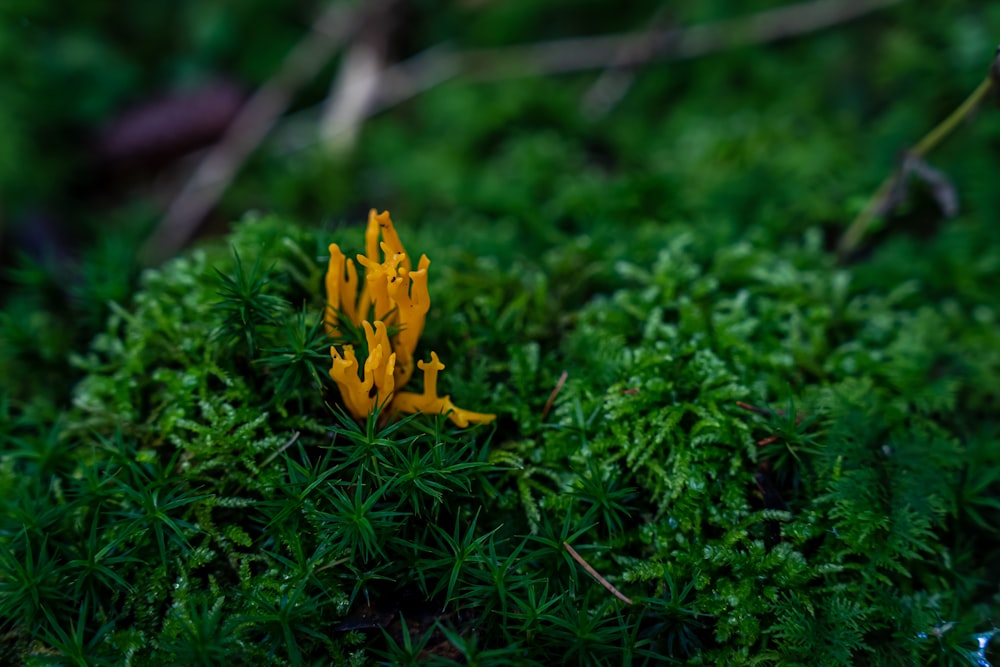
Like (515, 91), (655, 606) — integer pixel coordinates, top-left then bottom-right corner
(325, 209), (495, 427)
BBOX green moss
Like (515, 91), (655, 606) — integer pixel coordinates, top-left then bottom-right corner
(3, 206), (998, 664)
(4, 1), (1000, 664)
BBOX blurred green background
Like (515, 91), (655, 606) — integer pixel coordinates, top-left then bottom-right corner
(2, 0), (1000, 410)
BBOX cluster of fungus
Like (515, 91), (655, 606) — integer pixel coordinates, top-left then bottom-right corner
(324, 209), (495, 428)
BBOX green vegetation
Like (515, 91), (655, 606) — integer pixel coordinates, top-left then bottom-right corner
(3, 1), (1000, 665)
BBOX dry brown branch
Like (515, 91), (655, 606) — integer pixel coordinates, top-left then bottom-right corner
(274, 44), (462, 155)
(141, 1), (389, 264)
(452, 0), (901, 80)
(279, 0), (901, 154)
(563, 541), (633, 605)
(580, 7), (673, 119)
(320, 7), (398, 156)
(320, 41), (386, 156)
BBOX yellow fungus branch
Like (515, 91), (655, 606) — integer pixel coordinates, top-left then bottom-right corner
(324, 209), (495, 427)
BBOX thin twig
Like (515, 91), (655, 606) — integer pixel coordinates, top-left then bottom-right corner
(541, 371), (568, 422)
(141, 1), (382, 265)
(563, 541), (633, 605)
(262, 430), (301, 468)
(736, 401), (774, 417)
(838, 74), (994, 258)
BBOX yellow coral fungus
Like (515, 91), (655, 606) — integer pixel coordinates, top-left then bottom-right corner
(325, 209), (495, 427)
(329, 320), (396, 418)
(393, 352), (496, 428)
